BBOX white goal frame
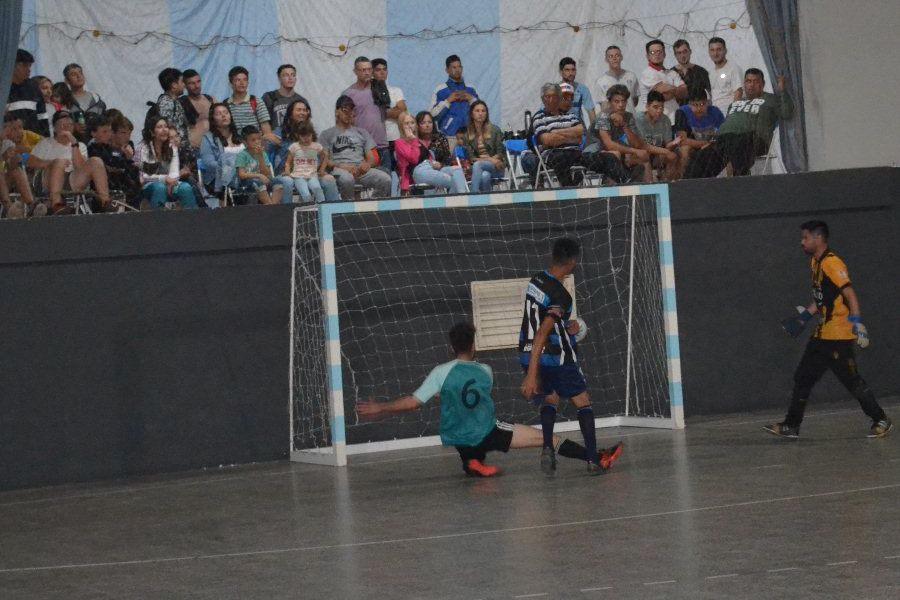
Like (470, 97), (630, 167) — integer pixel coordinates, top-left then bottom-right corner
(290, 185), (684, 466)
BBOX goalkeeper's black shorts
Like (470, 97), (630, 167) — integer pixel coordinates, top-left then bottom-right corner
(455, 421), (514, 461)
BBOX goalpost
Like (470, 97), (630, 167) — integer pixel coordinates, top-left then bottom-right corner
(290, 185), (684, 466)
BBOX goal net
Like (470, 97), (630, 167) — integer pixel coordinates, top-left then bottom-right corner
(290, 186), (683, 465)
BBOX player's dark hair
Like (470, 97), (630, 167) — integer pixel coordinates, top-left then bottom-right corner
(607, 84), (630, 102)
(801, 220), (829, 240)
(673, 39), (690, 51)
(277, 64), (295, 76)
(646, 90), (666, 105)
(744, 67), (765, 82)
(559, 57), (576, 71)
(448, 322), (476, 355)
(552, 237), (581, 265)
(445, 54), (461, 68)
(158, 67), (182, 92)
(182, 69), (200, 81)
(645, 39), (664, 54)
(709, 37), (727, 48)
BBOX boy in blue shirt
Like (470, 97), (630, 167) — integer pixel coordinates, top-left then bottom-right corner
(358, 322), (623, 477)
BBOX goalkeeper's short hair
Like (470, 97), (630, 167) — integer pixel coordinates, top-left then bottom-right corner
(552, 237), (581, 265)
(801, 220), (829, 240)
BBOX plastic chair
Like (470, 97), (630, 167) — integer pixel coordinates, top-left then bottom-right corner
(503, 139), (532, 190)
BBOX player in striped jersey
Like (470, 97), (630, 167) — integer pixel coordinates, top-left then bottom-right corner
(358, 322), (622, 477)
(519, 237), (623, 474)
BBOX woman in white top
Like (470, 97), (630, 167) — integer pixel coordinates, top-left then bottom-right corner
(133, 115), (197, 209)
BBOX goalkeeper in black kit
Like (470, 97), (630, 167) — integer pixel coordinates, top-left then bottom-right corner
(766, 221), (892, 439)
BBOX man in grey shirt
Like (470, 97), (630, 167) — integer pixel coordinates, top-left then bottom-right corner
(318, 95), (391, 199)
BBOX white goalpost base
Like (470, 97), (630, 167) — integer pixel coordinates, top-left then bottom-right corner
(290, 184), (685, 467)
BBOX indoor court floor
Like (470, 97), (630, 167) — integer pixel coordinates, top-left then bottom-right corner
(2, 399), (898, 600)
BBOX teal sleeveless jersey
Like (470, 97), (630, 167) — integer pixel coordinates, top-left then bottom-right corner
(412, 359), (496, 447)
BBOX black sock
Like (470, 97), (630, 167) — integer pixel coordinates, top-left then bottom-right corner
(540, 404), (557, 449)
(577, 406), (598, 463)
(557, 439), (586, 460)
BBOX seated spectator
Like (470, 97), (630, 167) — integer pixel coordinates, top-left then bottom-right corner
(0, 124), (41, 218)
(133, 115), (197, 210)
(87, 115), (141, 207)
(51, 82), (89, 143)
(167, 126), (206, 208)
(635, 90), (682, 181)
(283, 122), (326, 203)
(178, 69), (215, 149)
(4, 112), (41, 156)
(110, 115), (135, 162)
(235, 125), (285, 205)
(32, 75), (56, 135)
(199, 103), (243, 198)
(671, 40), (711, 98)
(7, 49), (49, 137)
(274, 99), (339, 202)
(712, 69), (794, 176)
(63, 63), (107, 119)
(225, 66), (279, 145)
(675, 89), (725, 179)
(636, 39), (687, 122)
(414, 111), (465, 184)
(456, 100), (506, 192)
(430, 54), (478, 146)
(156, 68), (191, 151)
(261, 64), (308, 131)
(596, 46), (639, 111)
(318, 95), (391, 199)
(28, 111), (112, 214)
(521, 83), (584, 187)
(394, 111), (466, 195)
(584, 84), (650, 183)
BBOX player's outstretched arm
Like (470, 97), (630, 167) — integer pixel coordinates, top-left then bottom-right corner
(357, 395), (422, 418)
(521, 316), (556, 399)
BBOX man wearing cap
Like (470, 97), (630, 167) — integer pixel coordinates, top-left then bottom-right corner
(27, 111), (113, 214)
(318, 95), (391, 200)
(521, 83), (585, 187)
(7, 49), (49, 137)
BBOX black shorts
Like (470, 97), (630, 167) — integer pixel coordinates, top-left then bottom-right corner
(455, 421), (514, 462)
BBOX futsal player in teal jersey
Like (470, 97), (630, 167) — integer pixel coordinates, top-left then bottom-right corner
(358, 322), (623, 477)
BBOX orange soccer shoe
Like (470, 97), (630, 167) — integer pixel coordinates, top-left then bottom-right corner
(599, 442), (624, 471)
(465, 459), (500, 477)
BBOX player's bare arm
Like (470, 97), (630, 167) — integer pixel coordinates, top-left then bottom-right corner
(357, 395), (421, 417)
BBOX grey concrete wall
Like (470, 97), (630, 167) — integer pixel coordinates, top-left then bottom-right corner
(1, 167), (897, 491)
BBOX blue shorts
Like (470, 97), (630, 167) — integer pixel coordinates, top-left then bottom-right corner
(523, 363), (587, 402)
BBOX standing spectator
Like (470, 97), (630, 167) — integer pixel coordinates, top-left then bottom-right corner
(155, 68), (191, 151)
(199, 103), (243, 199)
(634, 90), (682, 181)
(178, 69), (215, 149)
(318, 95), (391, 199)
(596, 46), (639, 111)
(341, 57), (388, 164)
(51, 82), (88, 142)
(675, 89), (725, 179)
(235, 125), (285, 205)
(521, 83), (584, 187)
(708, 37), (744, 114)
(261, 64), (308, 131)
(371, 57), (407, 171)
(133, 115), (197, 209)
(283, 122), (326, 203)
(712, 69), (794, 176)
(430, 55), (478, 144)
(28, 111), (113, 214)
(63, 64), (106, 119)
(8, 49), (49, 137)
(456, 100), (506, 193)
(636, 39), (687, 121)
(585, 84), (651, 183)
(557, 57), (595, 126)
(32, 75), (56, 136)
(273, 99), (340, 202)
(671, 40), (711, 97)
(225, 66), (279, 145)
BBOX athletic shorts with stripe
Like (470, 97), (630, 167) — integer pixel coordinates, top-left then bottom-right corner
(455, 420), (514, 462)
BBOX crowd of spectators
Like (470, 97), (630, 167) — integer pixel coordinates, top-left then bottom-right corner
(2, 38), (793, 218)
